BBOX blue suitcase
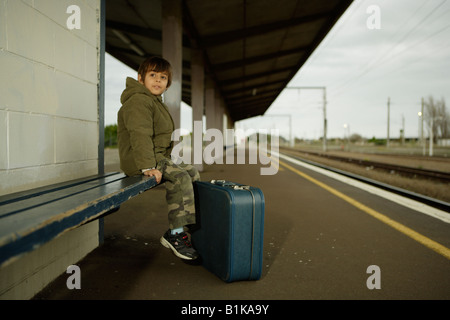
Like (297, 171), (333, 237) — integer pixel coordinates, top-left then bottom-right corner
(191, 180), (265, 282)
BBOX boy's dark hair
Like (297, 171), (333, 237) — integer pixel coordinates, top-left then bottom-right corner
(138, 56), (172, 88)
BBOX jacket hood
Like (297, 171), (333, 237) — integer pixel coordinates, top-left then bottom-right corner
(120, 77), (162, 104)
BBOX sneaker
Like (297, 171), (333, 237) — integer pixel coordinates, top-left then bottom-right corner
(160, 230), (199, 260)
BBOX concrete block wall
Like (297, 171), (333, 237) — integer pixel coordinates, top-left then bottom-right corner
(0, 221), (100, 299)
(0, 0), (101, 299)
(0, 0), (100, 195)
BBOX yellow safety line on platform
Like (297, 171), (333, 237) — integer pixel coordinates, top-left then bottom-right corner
(279, 159), (450, 261)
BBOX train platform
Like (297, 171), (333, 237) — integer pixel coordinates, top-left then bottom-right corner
(33, 148), (450, 301)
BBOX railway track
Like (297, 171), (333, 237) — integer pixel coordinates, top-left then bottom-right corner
(279, 147), (450, 183)
(279, 146), (450, 212)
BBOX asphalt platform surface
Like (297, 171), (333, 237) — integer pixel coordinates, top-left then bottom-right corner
(33, 149), (450, 302)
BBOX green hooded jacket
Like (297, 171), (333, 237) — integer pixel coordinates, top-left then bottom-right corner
(117, 77), (175, 176)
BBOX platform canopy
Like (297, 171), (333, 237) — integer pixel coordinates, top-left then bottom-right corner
(105, 0), (352, 122)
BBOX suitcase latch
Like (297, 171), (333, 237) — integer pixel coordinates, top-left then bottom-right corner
(230, 185), (250, 190)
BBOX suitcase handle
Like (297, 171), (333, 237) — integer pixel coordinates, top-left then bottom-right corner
(210, 179), (226, 184)
(210, 180), (250, 190)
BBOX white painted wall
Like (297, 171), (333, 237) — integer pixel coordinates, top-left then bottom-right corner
(0, 0), (101, 299)
(0, 221), (100, 299)
(0, 0), (99, 195)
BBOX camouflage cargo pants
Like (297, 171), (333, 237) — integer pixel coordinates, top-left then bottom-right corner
(157, 158), (200, 229)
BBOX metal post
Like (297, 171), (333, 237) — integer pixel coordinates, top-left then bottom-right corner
(285, 86), (327, 151)
(290, 115), (293, 147)
(257, 114), (292, 146)
(401, 114), (405, 146)
(323, 87), (327, 152)
(429, 117), (434, 157)
(387, 97), (390, 148)
(98, 0), (106, 245)
(98, 0), (105, 175)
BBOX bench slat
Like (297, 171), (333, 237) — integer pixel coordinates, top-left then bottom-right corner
(0, 173), (128, 218)
(0, 173), (157, 267)
(0, 172), (120, 207)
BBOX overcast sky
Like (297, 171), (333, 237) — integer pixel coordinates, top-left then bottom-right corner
(105, 0), (450, 141)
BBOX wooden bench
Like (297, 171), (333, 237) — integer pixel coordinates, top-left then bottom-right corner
(0, 172), (157, 267)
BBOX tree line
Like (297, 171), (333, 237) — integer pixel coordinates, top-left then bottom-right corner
(104, 124), (117, 147)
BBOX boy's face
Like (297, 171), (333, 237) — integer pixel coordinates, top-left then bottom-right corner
(138, 70), (169, 96)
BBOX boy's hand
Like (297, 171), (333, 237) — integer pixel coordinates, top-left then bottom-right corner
(143, 169), (162, 184)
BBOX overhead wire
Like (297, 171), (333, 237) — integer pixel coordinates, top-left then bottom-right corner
(328, 0), (449, 100)
(291, 0), (366, 76)
(276, 0), (449, 106)
(367, 21), (450, 83)
(380, 8), (450, 64)
(269, 0), (450, 136)
(278, 0), (382, 109)
(357, 0), (435, 73)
